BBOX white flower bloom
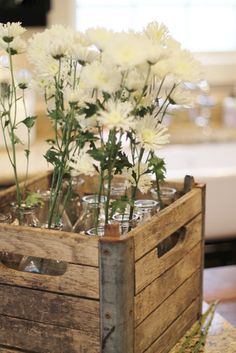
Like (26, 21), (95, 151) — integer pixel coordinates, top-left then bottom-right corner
(69, 149), (95, 176)
(103, 32), (148, 69)
(144, 21), (169, 45)
(16, 69), (31, 89)
(126, 68), (148, 92)
(81, 61), (121, 93)
(168, 85), (193, 106)
(65, 88), (81, 104)
(85, 27), (114, 51)
(172, 49), (202, 83)
(0, 37), (26, 55)
(77, 114), (98, 131)
(123, 163), (152, 194)
(48, 39), (69, 59)
(0, 22), (26, 42)
(98, 100), (135, 131)
(69, 44), (99, 63)
(135, 115), (170, 151)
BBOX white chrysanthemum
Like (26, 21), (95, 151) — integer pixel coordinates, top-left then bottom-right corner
(85, 27), (114, 50)
(16, 69), (31, 89)
(98, 101), (135, 131)
(172, 49), (202, 83)
(123, 163), (152, 194)
(77, 114), (98, 131)
(0, 37), (26, 55)
(144, 22), (169, 45)
(0, 22), (26, 42)
(103, 32), (148, 69)
(69, 149), (95, 176)
(135, 115), (170, 151)
(80, 61), (121, 93)
(74, 31), (91, 47)
(69, 44), (99, 63)
(48, 39), (69, 59)
(65, 88), (81, 104)
(168, 85), (193, 106)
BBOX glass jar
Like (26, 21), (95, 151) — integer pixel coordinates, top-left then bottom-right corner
(73, 195), (106, 235)
(105, 179), (128, 200)
(111, 212), (138, 235)
(151, 186), (176, 208)
(134, 199), (160, 224)
(63, 174), (84, 227)
(35, 190), (64, 230)
(11, 203), (40, 227)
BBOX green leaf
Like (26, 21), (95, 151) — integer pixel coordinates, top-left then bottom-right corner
(22, 116), (37, 129)
(25, 192), (44, 207)
(44, 148), (61, 166)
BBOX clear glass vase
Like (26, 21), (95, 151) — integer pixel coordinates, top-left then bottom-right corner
(110, 212), (138, 235)
(151, 186), (176, 208)
(63, 174), (84, 227)
(134, 199), (160, 224)
(73, 194), (106, 235)
(35, 190), (64, 230)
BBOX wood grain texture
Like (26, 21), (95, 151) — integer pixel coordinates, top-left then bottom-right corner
(0, 224), (98, 266)
(0, 346), (36, 353)
(99, 236), (135, 353)
(0, 315), (100, 353)
(135, 270), (200, 353)
(135, 214), (202, 294)
(144, 298), (200, 353)
(0, 284), (99, 335)
(130, 187), (203, 261)
(135, 242), (201, 326)
(0, 262), (99, 299)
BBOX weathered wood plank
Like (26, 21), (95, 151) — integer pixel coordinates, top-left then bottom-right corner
(144, 298), (200, 353)
(135, 270), (200, 353)
(0, 224), (98, 266)
(0, 315), (100, 353)
(130, 187), (202, 261)
(135, 242), (201, 326)
(0, 284), (99, 335)
(99, 237), (135, 353)
(135, 214), (202, 294)
(0, 262), (99, 299)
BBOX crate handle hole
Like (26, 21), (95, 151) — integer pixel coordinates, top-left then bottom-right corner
(0, 252), (67, 276)
(157, 226), (186, 258)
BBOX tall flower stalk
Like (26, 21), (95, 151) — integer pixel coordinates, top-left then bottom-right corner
(0, 22), (36, 207)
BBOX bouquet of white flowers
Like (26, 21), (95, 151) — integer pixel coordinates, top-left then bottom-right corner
(0, 21), (202, 232)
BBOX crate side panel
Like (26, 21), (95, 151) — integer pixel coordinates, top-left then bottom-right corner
(135, 270), (200, 353)
(0, 315), (100, 353)
(0, 347), (36, 353)
(135, 242), (201, 326)
(135, 214), (202, 294)
(131, 188), (202, 260)
(0, 284), (99, 335)
(0, 263), (99, 298)
(0, 224), (99, 266)
(143, 298), (200, 353)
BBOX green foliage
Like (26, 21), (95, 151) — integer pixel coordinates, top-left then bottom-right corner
(25, 192), (44, 207)
(21, 116), (37, 129)
(148, 155), (166, 183)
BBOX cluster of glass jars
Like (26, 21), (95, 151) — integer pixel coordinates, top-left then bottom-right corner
(0, 175), (177, 273)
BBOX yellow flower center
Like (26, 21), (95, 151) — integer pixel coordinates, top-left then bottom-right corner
(141, 128), (156, 142)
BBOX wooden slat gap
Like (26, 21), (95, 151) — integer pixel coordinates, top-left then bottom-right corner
(0, 344), (37, 353)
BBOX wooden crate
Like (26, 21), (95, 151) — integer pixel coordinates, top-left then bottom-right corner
(0, 172), (205, 353)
